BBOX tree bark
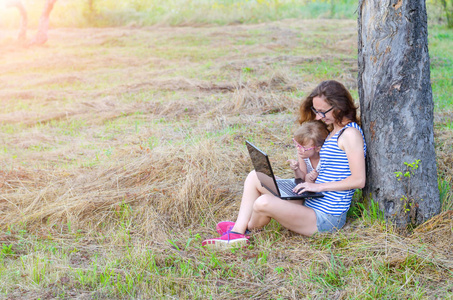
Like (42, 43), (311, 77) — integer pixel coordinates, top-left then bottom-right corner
(358, 0), (440, 226)
(6, 0), (28, 41)
(29, 0), (58, 46)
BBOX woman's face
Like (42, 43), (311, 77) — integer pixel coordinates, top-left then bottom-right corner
(312, 96), (335, 125)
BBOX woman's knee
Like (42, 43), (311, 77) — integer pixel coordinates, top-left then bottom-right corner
(245, 170), (263, 189)
(245, 170), (258, 183)
(253, 195), (274, 213)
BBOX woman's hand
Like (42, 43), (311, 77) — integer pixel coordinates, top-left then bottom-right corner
(293, 182), (322, 194)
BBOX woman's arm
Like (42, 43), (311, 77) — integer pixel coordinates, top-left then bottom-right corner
(294, 127), (365, 193)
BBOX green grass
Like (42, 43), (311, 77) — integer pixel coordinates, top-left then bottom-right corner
(0, 0), (359, 29)
(293, 59), (346, 80)
(429, 27), (453, 112)
(3, 221), (449, 298)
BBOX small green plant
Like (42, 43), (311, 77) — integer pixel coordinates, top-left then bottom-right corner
(394, 159), (421, 182)
(242, 67), (253, 73)
(349, 188), (385, 223)
(168, 232), (201, 251)
(67, 220), (72, 233)
(31, 257), (47, 285)
(308, 252), (349, 290)
(0, 243), (14, 258)
(394, 159), (421, 224)
(257, 250), (269, 264)
(357, 200), (385, 223)
(438, 178), (453, 210)
(104, 147), (113, 158)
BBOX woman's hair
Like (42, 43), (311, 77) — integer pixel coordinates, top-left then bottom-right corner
(294, 120), (329, 147)
(298, 80), (359, 125)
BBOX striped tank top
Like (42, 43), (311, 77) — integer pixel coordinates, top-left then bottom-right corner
(305, 122), (366, 216)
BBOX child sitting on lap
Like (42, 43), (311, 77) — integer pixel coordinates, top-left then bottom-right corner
(288, 120), (329, 183)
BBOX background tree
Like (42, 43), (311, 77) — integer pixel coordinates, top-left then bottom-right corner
(30, 0), (57, 45)
(6, 0), (27, 41)
(439, 0), (453, 27)
(7, 0), (57, 45)
(358, 0), (441, 227)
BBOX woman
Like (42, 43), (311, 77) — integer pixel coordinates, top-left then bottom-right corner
(202, 80), (367, 249)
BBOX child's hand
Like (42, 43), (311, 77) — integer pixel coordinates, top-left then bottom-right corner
(306, 170), (318, 183)
(287, 159), (299, 171)
(296, 151), (305, 161)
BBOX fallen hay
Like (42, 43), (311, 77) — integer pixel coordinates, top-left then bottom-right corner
(411, 210), (453, 259)
(0, 139), (247, 236)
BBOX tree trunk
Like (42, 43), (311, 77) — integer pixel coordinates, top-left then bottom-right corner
(358, 0), (441, 226)
(29, 0), (58, 46)
(440, 0), (453, 28)
(6, 0), (28, 41)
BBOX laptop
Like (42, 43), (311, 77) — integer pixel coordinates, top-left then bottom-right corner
(246, 140), (324, 200)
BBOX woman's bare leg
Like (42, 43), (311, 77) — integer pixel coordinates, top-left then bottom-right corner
(248, 194), (318, 236)
(230, 171), (270, 234)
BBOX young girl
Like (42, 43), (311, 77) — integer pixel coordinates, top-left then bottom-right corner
(287, 120), (329, 183)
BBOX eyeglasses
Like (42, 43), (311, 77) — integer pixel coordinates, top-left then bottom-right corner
(311, 106), (334, 118)
(293, 139), (316, 152)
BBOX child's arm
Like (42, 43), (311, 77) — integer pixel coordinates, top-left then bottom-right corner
(305, 170), (318, 183)
(288, 159), (307, 180)
(287, 157), (308, 180)
(297, 155), (308, 180)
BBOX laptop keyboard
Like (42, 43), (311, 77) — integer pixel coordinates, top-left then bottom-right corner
(277, 180), (297, 195)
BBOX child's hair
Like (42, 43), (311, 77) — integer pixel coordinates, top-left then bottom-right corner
(294, 120), (329, 147)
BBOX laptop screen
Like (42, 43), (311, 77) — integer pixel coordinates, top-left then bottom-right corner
(246, 141), (280, 196)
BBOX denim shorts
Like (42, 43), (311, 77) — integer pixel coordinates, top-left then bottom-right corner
(313, 208), (347, 233)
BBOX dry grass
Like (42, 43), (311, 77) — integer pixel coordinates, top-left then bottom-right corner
(0, 19), (452, 298)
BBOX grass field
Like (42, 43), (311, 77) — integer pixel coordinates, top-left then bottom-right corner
(1, 3), (453, 299)
(0, 0), (360, 28)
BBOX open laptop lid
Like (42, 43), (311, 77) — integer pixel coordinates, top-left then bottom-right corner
(245, 140), (281, 197)
(245, 140), (324, 200)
